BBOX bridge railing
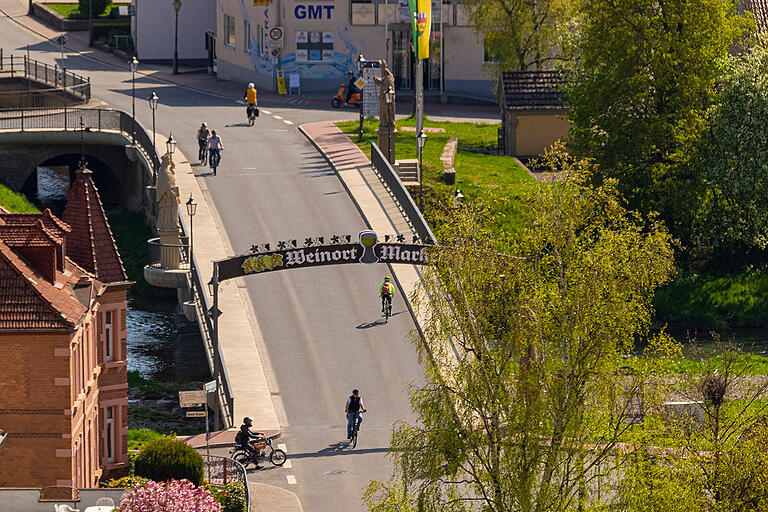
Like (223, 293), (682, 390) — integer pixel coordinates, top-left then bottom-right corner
(370, 141), (437, 245)
(0, 107), (161, 177)
(0, 50), (90, 103)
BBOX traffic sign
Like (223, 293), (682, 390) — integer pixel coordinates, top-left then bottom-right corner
(268, 26), (284, 48)
(270, 47), (280, 59)
(354, 77), (367, 90)
(179, 390), (206, 407)
(205, 380), (217, 393)
(186, 411), (207, 418)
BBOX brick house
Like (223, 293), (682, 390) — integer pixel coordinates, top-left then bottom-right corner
(0, 167), (132, 488)
(499, 71), (569, 158)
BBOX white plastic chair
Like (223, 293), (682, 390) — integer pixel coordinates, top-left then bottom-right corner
(95, 497), (114, 507)
(53, 505), (79, 512)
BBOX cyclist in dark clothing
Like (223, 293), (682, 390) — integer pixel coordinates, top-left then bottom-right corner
(236, 417), (264, 469)
(345, 389), (366, 439)
(344, 71), (356, 104)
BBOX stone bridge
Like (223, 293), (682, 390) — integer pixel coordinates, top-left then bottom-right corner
(0, 108), (159, 212)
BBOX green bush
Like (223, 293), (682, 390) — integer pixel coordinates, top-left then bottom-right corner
(78, 0), (109, 17)
(134, 437), (203, 486)
(127, 428), (166, 451)
(207, 481), (247, 512)
(101, 474), (149, 488)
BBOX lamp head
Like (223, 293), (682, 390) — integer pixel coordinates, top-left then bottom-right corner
(416, 129), (427, 149)
(166, 133), (177, 155)
(186, 194), (197, 216)
(173, 0), (182, 12)
(129, 56), (139, 73)
(148, 91), (159, 110)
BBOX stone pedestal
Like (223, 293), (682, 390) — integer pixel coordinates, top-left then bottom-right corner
(377, 127), (397, 165)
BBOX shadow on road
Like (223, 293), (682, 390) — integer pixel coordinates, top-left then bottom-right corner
(356, 319), (386, 329)
(289, 444), (390, 459)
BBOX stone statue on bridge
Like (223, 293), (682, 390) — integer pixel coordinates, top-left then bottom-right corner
(156, 153), (182, 269)
(375, 60), (396, 164)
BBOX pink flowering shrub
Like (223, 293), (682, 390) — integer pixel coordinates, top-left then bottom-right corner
(119, 479), (221, 512)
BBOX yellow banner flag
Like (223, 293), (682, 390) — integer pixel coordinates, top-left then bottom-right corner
(409, 0), (431, 59)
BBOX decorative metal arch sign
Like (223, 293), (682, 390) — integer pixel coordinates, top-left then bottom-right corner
(216, 230), (431, 282)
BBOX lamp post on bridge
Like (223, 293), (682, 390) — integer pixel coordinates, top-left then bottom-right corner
(129, 56), (139, 145)
(148, 91), (159, 184)
(416, 129), (427, 211)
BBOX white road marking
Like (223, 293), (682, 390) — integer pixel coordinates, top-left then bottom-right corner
(283, 120), (294, 125)
(283, 459), (293, 468)
(278, 443), (287, 451)
(286, 475), (297, 485)
(261, 109), (272, 114)
(273, 115), (283, 120)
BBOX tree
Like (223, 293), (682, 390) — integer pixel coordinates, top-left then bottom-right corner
(464, 0), (575, 71)
(365, 149), (675, 512)
(694, 44), (768, 255)
(566, 0), (753, 241)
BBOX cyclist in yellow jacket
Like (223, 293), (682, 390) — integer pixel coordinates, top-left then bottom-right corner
(379, 276), (394, 314)
(244, 83), (258, 120)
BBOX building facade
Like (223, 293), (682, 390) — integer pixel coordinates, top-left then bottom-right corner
(0, 169), (132, 488)
(133, 0), (216, 65)
(214, 0), (493, 98)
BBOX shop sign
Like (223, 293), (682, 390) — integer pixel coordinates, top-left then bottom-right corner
(294, 4), (335, 19)
(296, 31), (333, 62)
(217, 231), (432, 282)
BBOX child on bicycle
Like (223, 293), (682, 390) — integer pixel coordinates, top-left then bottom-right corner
(196, 122), (209, 162)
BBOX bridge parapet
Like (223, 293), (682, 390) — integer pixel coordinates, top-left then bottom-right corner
(0, 51), (90, 105)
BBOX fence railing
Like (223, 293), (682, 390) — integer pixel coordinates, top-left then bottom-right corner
(0, 50), (90, 103)
(201, 455), (250, 512)
(0, 107), (161, 177)
(146, 237), (189, 269)
(370, 141), (437, 245)
(179, 214), (237, 429)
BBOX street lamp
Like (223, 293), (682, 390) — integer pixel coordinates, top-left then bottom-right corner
(416, 129), (427, 211)
(88, 0), (94, 47)
(173, 0), (182, 75)
(166, 133), (176, 156)
(384, 86), (395, 163)
(356, 53), (365, 141)
(129, 56), (139, 145)
(148, 91), (159, 184)
(185, 194), (197, 273)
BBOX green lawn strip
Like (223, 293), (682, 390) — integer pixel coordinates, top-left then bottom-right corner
(44, 2), (129, 18)
(127, 428), (166, 451)
(0, 182), (38, 213)
(653, 353), (768, 376)
(128, 370), (173, 398)
(336, 117), (537, 234)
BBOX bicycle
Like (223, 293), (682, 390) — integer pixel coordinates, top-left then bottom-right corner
(381, 294), (392, 322)
(229, 435), (287, 467)
(246, 104), (259, 125)
(198, 140), (208, 165)
(348, 411), (365, 448)
(209, 148), (221, 175)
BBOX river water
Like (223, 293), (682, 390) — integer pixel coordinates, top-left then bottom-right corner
(126, 295), (210, 382)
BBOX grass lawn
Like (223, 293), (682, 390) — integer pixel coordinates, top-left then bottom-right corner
(45, 2), (129, 19)
(336, 117), (538, 234)
(0, 182), (38, 213)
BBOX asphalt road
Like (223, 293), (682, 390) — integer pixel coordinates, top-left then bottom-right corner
(0, 14), (423, 511)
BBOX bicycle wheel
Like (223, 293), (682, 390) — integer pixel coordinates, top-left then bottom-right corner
(201, 149), (208, 166)
(270, 448), (287, 466)
(384, 297), (391, 322)
(351, 428), (358, 448)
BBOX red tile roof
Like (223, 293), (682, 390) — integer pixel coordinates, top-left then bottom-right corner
(0, 241), (87, 329)
(745, 1), (768, 32)
(500, 71), (566, 111)
(0, 220), (61, 247)
(63, 169), (128, 283)
(0, 209), (71, 238)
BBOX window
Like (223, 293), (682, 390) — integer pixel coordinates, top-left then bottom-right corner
(104, 311), (113, 362)
(106, 406), (115, 462)
(256, 24), (263, 55)
(224, 14), (236, 47)
(244, 20), (251, 52)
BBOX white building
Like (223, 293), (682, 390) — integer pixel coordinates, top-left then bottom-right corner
(214, 0), (493, 99)
(133, 0), (216, 66)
